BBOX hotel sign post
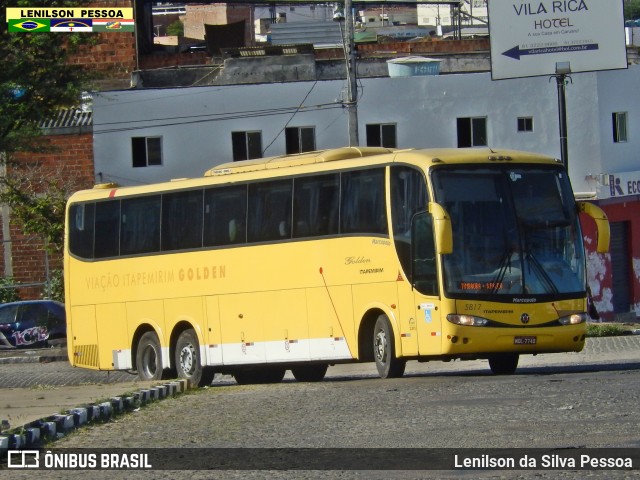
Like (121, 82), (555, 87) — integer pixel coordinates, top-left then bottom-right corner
(487, 0), (627, 169)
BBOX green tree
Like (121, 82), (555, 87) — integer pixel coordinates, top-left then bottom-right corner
(625, 0), (640, 20)
(0, 277), (21, 303)
(166, 19), (184, 37)
(1, 0), (94, 155)
(0, 1), (95, 302)
(0, 162), (83, 254)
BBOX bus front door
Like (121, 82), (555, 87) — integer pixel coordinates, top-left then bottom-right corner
(411, 212), (443, 356)
(397, 286), (442, 357)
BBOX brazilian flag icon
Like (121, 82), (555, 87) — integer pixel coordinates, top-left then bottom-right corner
(9, 19), (51, 32)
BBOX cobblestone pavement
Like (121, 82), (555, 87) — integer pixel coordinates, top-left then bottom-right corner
(1, 335), (640, 388)
(2, 336), (640, 480)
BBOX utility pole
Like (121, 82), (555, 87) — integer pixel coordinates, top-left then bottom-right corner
(343, 0), (359, 146)
(553, 62), (572, 170)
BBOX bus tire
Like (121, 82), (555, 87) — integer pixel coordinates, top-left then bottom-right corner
(291, 364), (328, 382)
(175, 328), (215, 387)
(373, 314), (406, 379)
(136, 331), (164, 381)
(488, 353), (519, 375)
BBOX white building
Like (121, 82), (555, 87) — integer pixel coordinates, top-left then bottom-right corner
(93, 65), (637, 196)
(418, 0), (488, 30)
(91, 61), (640, 320)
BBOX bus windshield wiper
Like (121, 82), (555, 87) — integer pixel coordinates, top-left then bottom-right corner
(490, 248), (513, 294)
(525, 251), (559, 294)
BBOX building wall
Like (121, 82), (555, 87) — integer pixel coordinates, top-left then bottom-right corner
(92, 65), (640, 319)
(183, 4), (252, 44)
(581, 200), (640, 321)
(2, 133), (95, 298)
(72, 0), (137, 90)
(95, 68), (613, 191)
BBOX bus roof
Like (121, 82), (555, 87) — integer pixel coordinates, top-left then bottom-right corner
(204, 147), (396, 176)
(205, 147), (560, 178)
(69, 147), (561, 202)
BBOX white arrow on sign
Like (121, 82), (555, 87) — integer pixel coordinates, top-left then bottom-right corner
(502, 43), (600, 61)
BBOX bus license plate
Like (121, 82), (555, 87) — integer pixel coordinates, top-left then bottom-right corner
(514, 336), (536, 345)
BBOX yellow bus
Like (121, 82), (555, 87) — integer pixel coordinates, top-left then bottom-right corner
(64, 147), (609, 386)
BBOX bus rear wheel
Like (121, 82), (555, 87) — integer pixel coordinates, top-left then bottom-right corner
(175, 328), (215, 387)
(136, 331), (164, 381)
(373, 314), (406, 379)
(488, 353), (519, 375)
(291, 364), (328, 382)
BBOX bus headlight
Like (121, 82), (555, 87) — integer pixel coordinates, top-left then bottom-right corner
(447, 314), (489, 327)
(558, 313), (588, 325)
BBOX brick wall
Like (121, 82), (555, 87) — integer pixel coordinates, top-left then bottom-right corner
(70, 0), (137, 89)
(139, 51), (212, 70)
(0, 1), (137, 299)
(356, 38), (490, 57)
(1, 134), (95, 299)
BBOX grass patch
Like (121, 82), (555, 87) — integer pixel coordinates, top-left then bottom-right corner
(586, 323), (627, 337)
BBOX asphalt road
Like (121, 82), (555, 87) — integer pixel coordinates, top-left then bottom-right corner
(2, 336), (640, 479)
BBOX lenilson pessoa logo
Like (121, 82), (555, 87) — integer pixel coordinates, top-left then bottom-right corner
(6, 7), (134, 32)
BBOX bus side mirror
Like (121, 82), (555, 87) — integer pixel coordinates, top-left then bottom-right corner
(578, 201), (610, 253)
(428, 202), (453, 255)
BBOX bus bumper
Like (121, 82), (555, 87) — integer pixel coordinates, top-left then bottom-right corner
(440, 324), (587, 355)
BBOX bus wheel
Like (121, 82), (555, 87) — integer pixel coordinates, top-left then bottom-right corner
(175, 328), (215, 387)
(373, 314), (406, 379)
(136, 331), (164, 381)
(291, 364), (328, 382)
(488, 354), (519, 375)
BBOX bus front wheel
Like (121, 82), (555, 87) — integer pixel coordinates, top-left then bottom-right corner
(373, 314), (406, 379)
(136, 331), (164, 381)
(175, 328), (215, 387)
(488, 353), (519, 375)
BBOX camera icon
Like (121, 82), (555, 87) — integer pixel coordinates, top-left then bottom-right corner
(7, 450), (40, 468)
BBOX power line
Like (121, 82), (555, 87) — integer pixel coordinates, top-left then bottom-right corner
(263, 80), (319, 154)
(94, 102), (342, 135)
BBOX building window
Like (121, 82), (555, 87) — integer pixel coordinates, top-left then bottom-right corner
(232, 131), (262, 161)
(366, 123), (397, 148)
(285, 126), (315, 154)
(457, 117), (487, 147)
(612, 112), (628, 143)
(131, 136), (162, 168)
(517, 117), (533, 133)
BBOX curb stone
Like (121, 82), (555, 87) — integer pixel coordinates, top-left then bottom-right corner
(0, 378), (191, 462)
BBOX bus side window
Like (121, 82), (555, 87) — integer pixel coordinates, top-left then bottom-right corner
(121, 195), (161, 255)
(94, 200), (121, 258)
(161, 190), (204, 251)
(293, 174), (339, 238)
(412, 212), (438, 296)
(341, 169), (387, 235)
(204, 185), (247, 246)
(69, 203), (95, 259)
(248, 180), (292, 242)
(390, 166), (429, 277)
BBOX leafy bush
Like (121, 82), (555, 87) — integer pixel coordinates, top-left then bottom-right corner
(0, 277), (21, 303)
(586, 323), (626, 337)
(42, 270), (64, 303)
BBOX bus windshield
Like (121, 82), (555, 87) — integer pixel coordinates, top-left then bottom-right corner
(432, 166), (585, 300)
